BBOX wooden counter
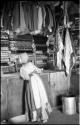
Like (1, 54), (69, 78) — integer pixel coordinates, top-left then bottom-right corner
(1, 70), (70, 121)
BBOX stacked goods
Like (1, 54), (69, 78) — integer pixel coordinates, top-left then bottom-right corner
(1, 49), (11, 63)
(71, 17), (79, 49)
(33, 35), (48, 68)
(28, 53), (35, 62)
(1, 65), (16, 74)
(33, 35), (47, 52)
(35, 51), (47, 68)
(71, 17), (79, 31)
(1, 31), (9, 39)
(10, 40), (32, 51)
(1, 32), (11, 64)
(71, 17), (80, 60)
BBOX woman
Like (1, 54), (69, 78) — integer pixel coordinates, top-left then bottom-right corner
(19, 53), (52, 123)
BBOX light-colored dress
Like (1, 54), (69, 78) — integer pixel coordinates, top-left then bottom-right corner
(20, 62), (52, 122)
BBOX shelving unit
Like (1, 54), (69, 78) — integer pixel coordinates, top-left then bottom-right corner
(1, 31), (50, 73)
(71, 16), (80, 71)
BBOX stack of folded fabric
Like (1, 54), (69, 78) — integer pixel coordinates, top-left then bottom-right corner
(71, 16), (79, 57)
(1, 39), (11, 63)
(71, 17), (79, 40)
(1, 30), (9, 39)
(10, 40), (32, 51)
(35, 51), (47, 68)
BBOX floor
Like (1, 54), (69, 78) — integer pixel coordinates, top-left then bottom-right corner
(7, 108), (79, 124)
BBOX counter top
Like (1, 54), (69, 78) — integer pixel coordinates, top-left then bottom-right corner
(1, 70), (65, 78)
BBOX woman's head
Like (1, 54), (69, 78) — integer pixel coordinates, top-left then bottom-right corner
(18, 53), (29, 64)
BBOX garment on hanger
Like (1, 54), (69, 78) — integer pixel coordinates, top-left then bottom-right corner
(13, 2), (20, 31)
(49, 5), (56, 33)
(44, 5), (50, 28)
(22, 3), (30, 33)
(38, 6), (43, 31)
(3, 1), (14, 30)
(41, 6), (46, 28)
(33, 5), (38, 31)
(29, 5), (34, 31)
(20, 2), (26, 32)
(47, 6), (53, 31)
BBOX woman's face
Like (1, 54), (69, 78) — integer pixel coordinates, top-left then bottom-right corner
(18, 53), (29, 64)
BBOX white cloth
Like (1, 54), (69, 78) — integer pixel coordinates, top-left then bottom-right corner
(30, 74), (41, 109)
(31, 73), (52, 121)
(64, 28), (73, 74)
(57, 30), (64, 69)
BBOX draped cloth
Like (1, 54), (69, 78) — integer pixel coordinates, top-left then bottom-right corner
(20, 62), (52, 122)
(57, 29), (64, 69)
(64, 28), (73, 75)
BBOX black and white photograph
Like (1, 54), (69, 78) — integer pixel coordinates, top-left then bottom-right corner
(0, 0), (79, 124)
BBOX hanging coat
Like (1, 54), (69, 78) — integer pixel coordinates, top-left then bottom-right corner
(64, 28), (73, 74)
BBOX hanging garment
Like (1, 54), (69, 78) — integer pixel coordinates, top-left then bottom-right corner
(38, 6), (43, 31)
(57, 29), (64, 69)
(3, 1), (15, 30)
(22, 3), (30, 33)
(33, 5), (38, 31)
(64, 28), (73, 75)
(22, 4), (34, 32)
(29, 5), (34, 31)
(44, 5), (50, 28)
(41, 6), (46, 28)
(20, 2), (26, 32)
(13, 2), (20, 31)
(47, 6), (53, 32)
(1, 9), (4, 28)
(49, 5), (56, 33)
